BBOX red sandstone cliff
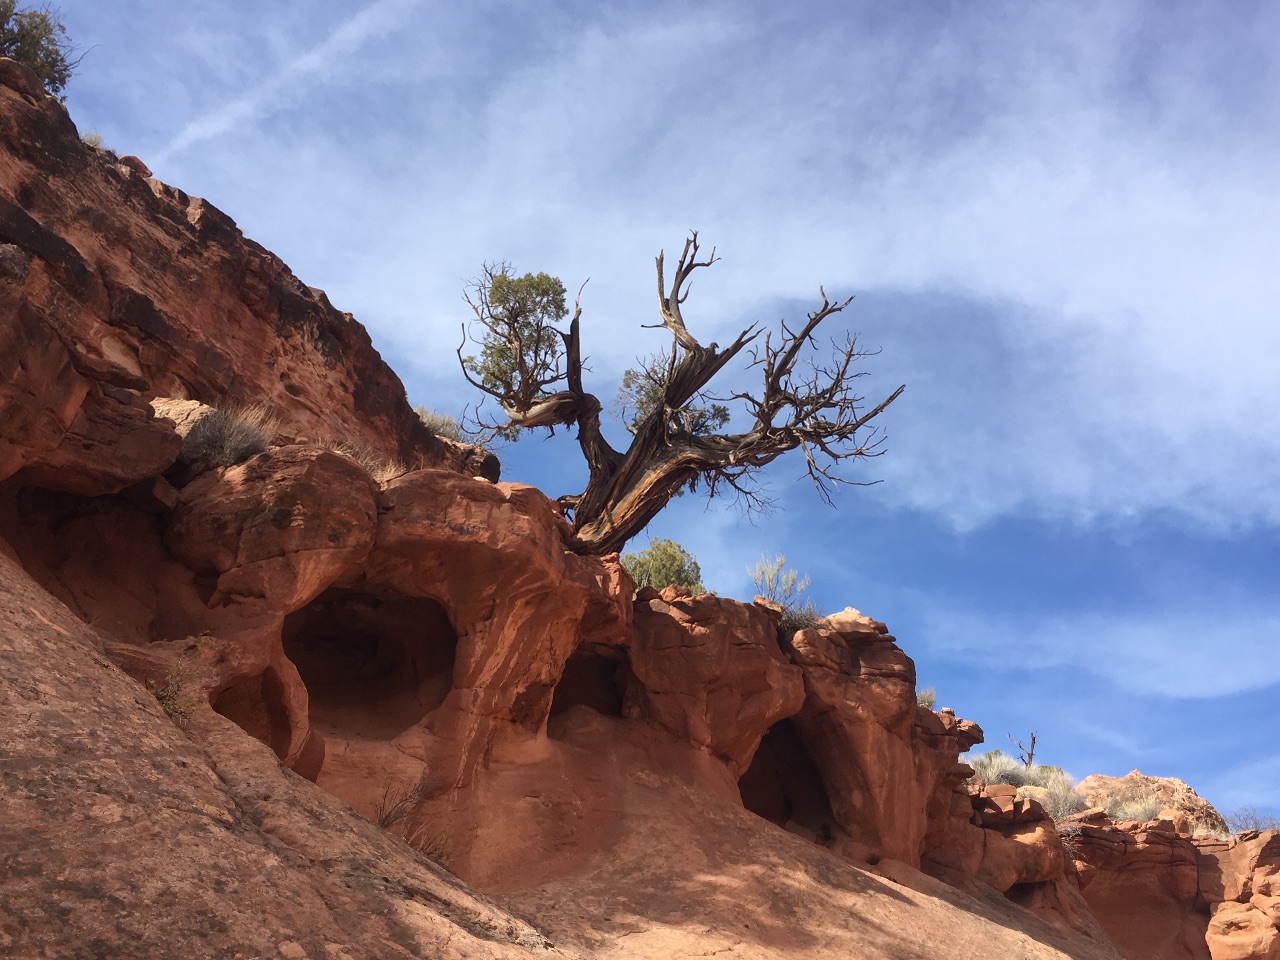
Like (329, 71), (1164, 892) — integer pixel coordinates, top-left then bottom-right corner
(0, 56), (1273, 960)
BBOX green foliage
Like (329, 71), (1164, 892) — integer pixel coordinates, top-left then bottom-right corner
(916, 687), (937, 709)
(0, 1), (76, 96)
(148, 657), (196, 727)
(179, 404), (275, 469)
(748, 554), (822, 634)
(462, 268), (567, 441)
(616, 354), (730, 436)
(622, 537), (706, 594)
(80, 129), (102, 148)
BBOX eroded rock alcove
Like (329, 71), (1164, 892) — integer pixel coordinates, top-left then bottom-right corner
(737, 717), (843, 847)
(7, 58), (1276, 958)
(282, 586), (458, 742)
(547, 642), (633, 730)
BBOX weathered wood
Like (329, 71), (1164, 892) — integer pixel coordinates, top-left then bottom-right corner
(460, 234), (904, 555)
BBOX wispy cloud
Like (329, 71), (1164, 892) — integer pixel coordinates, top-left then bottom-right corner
(151, 0), (420, 167)
(922, 606), (1280, 699)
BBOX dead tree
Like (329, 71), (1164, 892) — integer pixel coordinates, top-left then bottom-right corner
(1008, 732), (1038, 770)
(458, 233), (905, 556)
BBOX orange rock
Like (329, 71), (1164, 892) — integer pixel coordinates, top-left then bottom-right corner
(630, 590), (804, 773)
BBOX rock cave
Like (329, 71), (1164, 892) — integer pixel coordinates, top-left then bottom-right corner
(281, 586), (458, 741)
(547, 642), (632, 731)
(738, 717), (842, 846)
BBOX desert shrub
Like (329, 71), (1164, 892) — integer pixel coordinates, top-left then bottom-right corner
(415, 406), (466, 442)
(917, 687), (937, 709)
(0, 1), (77, 96)
(749, 554), (822, 634)
(622, 537), (705, 594)
(1225, 806), (1280, 834)
(374, 772), (443, 829)
(967, 749), (1088, 823)
(180, 404), (275, 468)
(373, 773), (450, 865)
(967, 749), (1029, 787)
(1191, 823), (1233, 841)
(148, 657), (196, 727)
(1103, 790), (1164, 822)
(1029, 768), (1089, 821)
(328, 440), (408, 483)
(80, 129), (102, 148)
(402, 822), (451, 866)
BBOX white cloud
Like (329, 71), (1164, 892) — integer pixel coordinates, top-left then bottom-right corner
(66, 1), (1280, 535)
(921, 606), (1280, 699)
(150, 0), (422, 167)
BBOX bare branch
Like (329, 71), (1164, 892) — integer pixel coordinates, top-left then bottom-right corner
(458, 237), (904, 555)
(655, 231), (719, 352)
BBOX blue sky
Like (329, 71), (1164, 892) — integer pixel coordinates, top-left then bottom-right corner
(57, 1), (1277, 816)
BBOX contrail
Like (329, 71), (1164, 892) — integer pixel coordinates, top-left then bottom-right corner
(152, 0), (419, 167)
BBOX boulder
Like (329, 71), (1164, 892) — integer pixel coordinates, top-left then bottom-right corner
(630, 590), (804, 773)
(1079, 770), (1229, 837)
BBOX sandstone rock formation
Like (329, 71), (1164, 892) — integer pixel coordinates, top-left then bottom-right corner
(0, 58), (495, 495)
(1059, 804), (1280, 960)
(1079, 770), (1230, 837)
(1, 53), (1268, 960)
(1201, 831), (1280, 960)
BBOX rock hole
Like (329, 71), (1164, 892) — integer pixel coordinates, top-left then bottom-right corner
(1003, 881), (1041, 906)
(738, 718), (841, 846)
(282, 586), (457, 741)
(549, 644), (630, 720)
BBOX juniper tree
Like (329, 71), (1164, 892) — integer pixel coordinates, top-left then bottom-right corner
(459, 233), (904, 555)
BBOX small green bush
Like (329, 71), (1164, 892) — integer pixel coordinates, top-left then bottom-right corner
(80, 129), (102, 148)
(180, 404), (275, 468)
(622, 537), (705, 594)
(916, 687), (937, 709)
(0, 0), (77, 96)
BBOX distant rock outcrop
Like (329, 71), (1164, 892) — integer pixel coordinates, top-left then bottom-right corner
(1078, 770), (1229, 837)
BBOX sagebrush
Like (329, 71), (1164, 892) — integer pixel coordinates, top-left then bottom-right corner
(966, 749), (1088, 823)
(180, 404), (275, 468)
(749, 554), (822, 635)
